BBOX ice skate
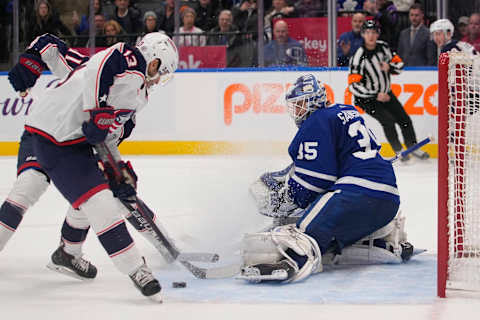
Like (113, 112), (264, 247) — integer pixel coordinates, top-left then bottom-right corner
(129, 258), (162, 302)
(411, 149), (430, 160)
(238, 260), (296, 283)
(400, 241), (414, 261)
(47, 244), (97, 280)
(398, 154), (413, 164)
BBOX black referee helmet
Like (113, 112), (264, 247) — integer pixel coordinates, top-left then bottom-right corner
(361, 20), (380, 34)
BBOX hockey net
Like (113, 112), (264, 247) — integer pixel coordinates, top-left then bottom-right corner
(438, 51), (480, 297)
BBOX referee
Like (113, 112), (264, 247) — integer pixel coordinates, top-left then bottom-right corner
(348, 20), (429, 160)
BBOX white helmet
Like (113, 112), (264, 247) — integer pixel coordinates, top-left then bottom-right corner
(136, 32), (179, 78)
(430, 19), (454, 37)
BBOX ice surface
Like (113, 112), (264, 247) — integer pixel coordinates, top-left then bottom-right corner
(1, 156), (479, 319)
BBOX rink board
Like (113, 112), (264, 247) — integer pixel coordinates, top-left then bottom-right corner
(0, 68), (438, 157)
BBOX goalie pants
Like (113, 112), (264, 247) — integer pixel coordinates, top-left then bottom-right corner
(296, 189), (399, 256)
(356, 91), (417, 153)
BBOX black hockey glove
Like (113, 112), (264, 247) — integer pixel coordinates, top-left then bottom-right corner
(82, 107), (115, 145)
(102, 160), (137, 202)
(8, 52), (46, 93)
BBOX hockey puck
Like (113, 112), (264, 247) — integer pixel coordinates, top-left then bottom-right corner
(172, 281), (187, 288)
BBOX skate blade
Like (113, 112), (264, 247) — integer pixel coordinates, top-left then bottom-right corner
(46, 262), (94, 281)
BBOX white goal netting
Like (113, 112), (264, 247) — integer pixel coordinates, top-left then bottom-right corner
(446, 51), (480, 291)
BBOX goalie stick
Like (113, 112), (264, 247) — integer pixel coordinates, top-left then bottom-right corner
(389, 136), (432, 163)
(95, 143), (221, 278)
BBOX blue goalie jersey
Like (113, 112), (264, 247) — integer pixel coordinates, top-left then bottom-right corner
(287, 103), (399, 208)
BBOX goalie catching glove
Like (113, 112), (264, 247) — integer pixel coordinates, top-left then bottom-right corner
(249, 164), (299, 218)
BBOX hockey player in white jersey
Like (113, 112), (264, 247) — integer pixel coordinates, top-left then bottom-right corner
(2, 34), (181, 284)
(3, 32), (178, 300)
(239, 74), (414, 283)
(430, 19), (478, 55)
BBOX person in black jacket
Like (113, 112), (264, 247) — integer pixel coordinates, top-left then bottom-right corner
(26, 0), (72, 44)
(348, 21), (429, 161)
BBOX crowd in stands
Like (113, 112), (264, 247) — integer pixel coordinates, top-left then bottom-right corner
(0, 0), (480, 68)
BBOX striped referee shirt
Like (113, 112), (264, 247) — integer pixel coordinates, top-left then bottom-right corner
(348, 40), (404, 99)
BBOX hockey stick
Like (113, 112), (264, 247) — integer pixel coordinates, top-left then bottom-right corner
(95, 143), (220, 278)
(389, 136), (432, 163)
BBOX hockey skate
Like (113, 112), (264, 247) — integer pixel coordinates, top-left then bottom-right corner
(47, 244), (97, 280)
(129, 258), (162, 302)
(411, 149), (430, 160)
(238, 260), (296, 283)
(400, 241), (414, 261)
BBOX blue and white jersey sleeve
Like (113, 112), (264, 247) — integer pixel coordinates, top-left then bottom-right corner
(287, 112), (338, 208)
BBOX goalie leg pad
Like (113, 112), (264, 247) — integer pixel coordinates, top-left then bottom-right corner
(240, 224), (322, 283)
(79, 189), (143, 275)
(323, 211), (412, 265)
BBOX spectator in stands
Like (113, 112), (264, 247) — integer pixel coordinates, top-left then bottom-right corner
(26, 0), (72, 43)
(196, 0), (218, 32)
(176, 6), (207, 46)
(208, 9), (244, 67)
(103, 19), (125, 46)
(373, 0), (399, 50)
(109, 0), (141, 35)
(264, 0), (297, 40)
(264, 20), (307, 67)
(397, 4), (436, 66)
(232, 0), (259, 35)
(462, 13), (480, 52)
(455, 16), (469, 40)
(392, 0), (414, 35)
(86, 13), (108, 47)
(296, 0), (326, 18)
(337, 12), (365, 66)
(72, 0), (104, 35)
(208, 10), (238, 46)
(156, 0), (175, 35)
(136, 11), (161, 44)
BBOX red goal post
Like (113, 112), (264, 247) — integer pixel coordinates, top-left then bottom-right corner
(438, 51), (480, 298)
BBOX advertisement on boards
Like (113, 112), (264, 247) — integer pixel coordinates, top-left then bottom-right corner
(0, 69), (438, 155)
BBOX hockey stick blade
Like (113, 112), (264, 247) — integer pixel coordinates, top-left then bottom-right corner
(179, 259), (242, 279)
(389, 136), (432, 163)
(178, 252), (219, 263)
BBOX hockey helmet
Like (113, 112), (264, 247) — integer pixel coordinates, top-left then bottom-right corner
(136, 32), (179, 80)
(361, 20), (380, 34)
(430, 19), (454, 36)
(285, 74), (327, 127)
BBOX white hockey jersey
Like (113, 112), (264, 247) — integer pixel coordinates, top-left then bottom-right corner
(25, 42), (148, 146)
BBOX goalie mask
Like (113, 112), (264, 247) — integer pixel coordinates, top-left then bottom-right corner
(285, 74), (327, 127)
(136, 32), (179, 87)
